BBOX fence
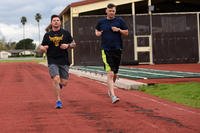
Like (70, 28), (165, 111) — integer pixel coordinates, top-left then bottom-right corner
(68, 12), (200, 65)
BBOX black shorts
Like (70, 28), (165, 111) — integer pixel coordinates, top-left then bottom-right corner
(101, 49), (122, 74)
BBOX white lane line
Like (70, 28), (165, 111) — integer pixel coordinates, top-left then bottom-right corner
(132, 93), (200, 116)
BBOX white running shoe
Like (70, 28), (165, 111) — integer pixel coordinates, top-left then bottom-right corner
(111, 96), (120, 104)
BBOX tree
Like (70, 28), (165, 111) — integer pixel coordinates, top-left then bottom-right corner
(35, 13), (42, 44)
(20, 16), (27, 40)
(0, 37), (6, 50)
(15, 38), (36, 50)
(0, 43), (5, 50)
(5, 42), (16, 50)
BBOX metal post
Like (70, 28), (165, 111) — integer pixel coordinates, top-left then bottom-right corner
(70, 8), (78, 66)
(148, 0), (151, 15)
(148, 0), (153, 64)
(132, 2), (137, 61)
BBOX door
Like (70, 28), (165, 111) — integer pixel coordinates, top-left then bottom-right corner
(134, 14), (153, 64)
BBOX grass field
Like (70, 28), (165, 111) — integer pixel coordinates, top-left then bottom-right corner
(139, 82), (200, 109)
(0, 58), (45, 63)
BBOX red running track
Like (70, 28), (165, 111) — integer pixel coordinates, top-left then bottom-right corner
(0, 62), (200, 133)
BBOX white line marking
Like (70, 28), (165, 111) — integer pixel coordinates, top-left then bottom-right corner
(132, 93), (200, 116)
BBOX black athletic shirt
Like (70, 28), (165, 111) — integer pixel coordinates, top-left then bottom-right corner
(41, 28), (73, 65)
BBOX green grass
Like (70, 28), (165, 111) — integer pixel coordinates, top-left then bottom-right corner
(139, 82), (200, 109)
(0, 58), (46, 63)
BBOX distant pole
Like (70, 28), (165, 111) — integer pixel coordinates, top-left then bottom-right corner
(21, 16), (27, 56)
(23, 25), (25, 39)
(23, 25), (25, 55)
(35, 13), (42, 46)
(38, 22), (40, 44)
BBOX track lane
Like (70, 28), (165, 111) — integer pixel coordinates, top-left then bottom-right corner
(0, 62), (200, 133)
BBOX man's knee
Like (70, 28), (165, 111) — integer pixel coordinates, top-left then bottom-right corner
(107, 71), (114, 78)
(108, 71), (114, 75)
(53, 75), (60, 83)
(60, 79), (68, 86)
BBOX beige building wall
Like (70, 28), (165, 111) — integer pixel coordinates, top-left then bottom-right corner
(70, 0), (143, 17)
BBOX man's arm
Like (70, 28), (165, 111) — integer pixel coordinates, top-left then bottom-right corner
(111, 27), (128, 36)
(39, 45), (49, 53)
(60, 40), (76, 49)
(119, 29), (128, 36)
(95, 29), (103, 37)
(39, 33), (49, 53)
(69, 40), (76, 48)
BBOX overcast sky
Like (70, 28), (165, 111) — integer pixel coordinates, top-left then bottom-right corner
(0, 0), (81, 45)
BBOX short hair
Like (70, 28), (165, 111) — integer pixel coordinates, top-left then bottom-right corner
(107, 3), (116, 9)
(51, 14), (62, 21)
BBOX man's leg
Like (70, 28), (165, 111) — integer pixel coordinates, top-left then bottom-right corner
(48, 64), (63, 108)
(59, 65), (69, 89)
(52, 75), (62, 101)
(102, 50), (119, 103)
(107, 71), (115, 96)
(51, 75), (62, 108)
(60, 79), (68, 89)
(113, 74), (118, 83)
(107, 71), (120, 103)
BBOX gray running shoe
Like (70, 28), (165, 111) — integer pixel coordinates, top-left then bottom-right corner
(111, 96), (120, 104)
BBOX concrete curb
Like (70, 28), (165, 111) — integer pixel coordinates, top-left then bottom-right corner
(69, 69), (147, 90)
(39, 62), (147, 90)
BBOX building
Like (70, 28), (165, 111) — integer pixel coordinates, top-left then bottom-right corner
(47, 0), (200, 65)
(8, 50), (36, 57)
(0, 50), (11, 59)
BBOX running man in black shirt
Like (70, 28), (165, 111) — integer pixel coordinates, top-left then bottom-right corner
(40, 15), (76, 108)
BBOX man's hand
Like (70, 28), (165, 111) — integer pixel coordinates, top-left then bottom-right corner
(95, 30), (103, 37)
(111, 26), (121, 32)
(112, 26), (128, 36)
(39, 45), (49, 53)
(69, 40), (76, 48)
(60, 44), (70, 49)
(60, 40), (76, 49)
